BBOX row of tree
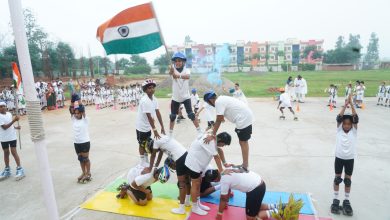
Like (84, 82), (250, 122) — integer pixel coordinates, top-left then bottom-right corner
(0, 9), (153, 79)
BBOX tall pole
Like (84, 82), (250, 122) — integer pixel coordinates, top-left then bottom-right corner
(8, 0), (59, 219)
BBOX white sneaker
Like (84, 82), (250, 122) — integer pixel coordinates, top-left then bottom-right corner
(191, 205), (208, 216)
(198, 201), (210, 211)
(15, 167), (25, 181)
(171, 207), (186, 215)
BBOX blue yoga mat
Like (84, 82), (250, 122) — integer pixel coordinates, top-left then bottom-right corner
(200, 190), (315, 215)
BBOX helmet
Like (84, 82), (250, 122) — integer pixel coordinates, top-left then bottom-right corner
(71, 94), (80, 103)
(74, 104), (85, 113)
(157, 165), (170, 183)
(191, 88), (197, 93)
(142, 79), (156, 92)
(164, 156), (176, 171)
(279, 87), (285, 92)
(229, 88), (235, 94)
(204, 169), (219, 183)
(203, 90), (216, 102)
(171, 52), (187, 61)
(216, 132), (231, 145)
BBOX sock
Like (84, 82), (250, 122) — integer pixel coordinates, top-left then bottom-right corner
(334, 191), (339, 199)
(192, 202), (198, 208)
(214, 184), (221, 191)
(169, 130), (173, 136)
(345, 192), (350, 200)
(179, 203), (185, 209)
(140, 155), (145, 164)
(144, 153), (149, 163)
(185, 195), (191, 203)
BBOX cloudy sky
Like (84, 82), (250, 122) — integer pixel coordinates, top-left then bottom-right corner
(1, 0), (389, 63)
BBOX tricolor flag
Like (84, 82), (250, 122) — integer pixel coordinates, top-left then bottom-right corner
(12, 62), (23, 95)
(96, 3), (163, 55)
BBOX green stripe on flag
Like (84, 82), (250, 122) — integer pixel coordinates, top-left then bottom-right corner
(103, 32), (162, 55)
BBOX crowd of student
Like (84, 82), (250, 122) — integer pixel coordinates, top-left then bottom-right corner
(0, 52), (364, 219)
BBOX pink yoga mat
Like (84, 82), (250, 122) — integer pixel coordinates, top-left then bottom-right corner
(188, 202), (333, 220)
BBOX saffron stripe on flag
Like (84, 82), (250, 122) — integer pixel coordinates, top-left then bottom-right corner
(102, 18), (159, 43)
(102, 32), (162, 55)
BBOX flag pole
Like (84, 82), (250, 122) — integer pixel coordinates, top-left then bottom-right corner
(8, 0), (59, 219)
(150, 2), (171, 64)
(12, 86), (22, 150)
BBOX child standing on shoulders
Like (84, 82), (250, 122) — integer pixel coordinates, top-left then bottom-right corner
(0, 101), (24, 181)
(70, 95), (92, 183)
(331, 95), (358, 216)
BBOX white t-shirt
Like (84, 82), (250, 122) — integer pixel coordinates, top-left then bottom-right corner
(220, 171), (262, 195)
(153, 135), (186, 161)
(335, 126), (357, 160)
(127, 165), (155, 189)
(190, 94), (200, 108)
(0, 112), (17, 142)
(215, 96), (253, 129)
(136, 95), (159, 132)
(279, 93), (292, 107)
(185, 135), (218, 173)
(202, 102), (215, 122)
(233, 90), (248, 104)
(72, 116), (90, 143)
(172, 67), (191, 103)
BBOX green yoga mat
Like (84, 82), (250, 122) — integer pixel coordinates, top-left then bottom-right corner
(105, 178), (179, 200)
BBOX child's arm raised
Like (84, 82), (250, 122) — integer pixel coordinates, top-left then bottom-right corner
(336, 95), (349, 127)
(349, 95), (358, 129)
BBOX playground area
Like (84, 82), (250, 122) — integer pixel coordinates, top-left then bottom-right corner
(0, 97), (389, 220)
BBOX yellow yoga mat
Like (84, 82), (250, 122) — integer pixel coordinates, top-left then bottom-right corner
(80, 191), (190, 220)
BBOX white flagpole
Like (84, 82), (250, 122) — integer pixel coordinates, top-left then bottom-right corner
(8, 0), (59, 219)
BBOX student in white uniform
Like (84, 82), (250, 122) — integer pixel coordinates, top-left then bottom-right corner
(203, 91), (253, 171)
(168, 52), (201, 136)
(344, 83), (353, 107)
(294, 75), (307, 103)
(215, 169), (278, 220)
(135, 79), (165, 166)
(377, 82), (386, 106)
(230, 83), (248, 104)
(190, 88), (200, 114)
(184, 132), (230, 216)
(147, 135), (191, 214)
(330, 95), (358, 216)
(116, 164), (170, 206)
(285, 76), (296, 101)
(0, 101), (24, 181)
(69, 97), (92, 184)
(277, 88), (297, 120)
(196, 101), (216, 130)
(385, 85), (390, 107)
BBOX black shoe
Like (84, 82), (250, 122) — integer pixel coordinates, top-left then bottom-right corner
(331, 199), (341, 214)
(342, 199), (353, 216)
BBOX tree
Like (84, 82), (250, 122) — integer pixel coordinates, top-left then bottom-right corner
(346, 34), (362, 64)
(126, 55), (151, 74)
(335, 36), (345, 49)
(364, 32), (379, 69)
(56, 41), (75, 76)
(324, 34), (362, 65)
(154, 53), (172, 74)
(116, 58), (131, 70)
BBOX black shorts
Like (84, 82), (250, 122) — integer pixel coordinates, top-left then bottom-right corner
(1, 140), (17, 149)
(334, 157), (354, 176)
(136, 130), (151, 145)
(176, 152), (188, 176)
(74, 142), (90, 154)
(171, 99), (193, 116)
(185, 164), (202, 179)
(200, 178), (212, 193)
(129, 186), (152, 201)
(235, 125), (252, 141)
(246, 181), (266, 217)
(207, 121), (215, 127)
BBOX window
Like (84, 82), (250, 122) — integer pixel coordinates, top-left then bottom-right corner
(287, 55), (291, 60)
(288, 47), (291, 51)
(232, 57), (236, 61)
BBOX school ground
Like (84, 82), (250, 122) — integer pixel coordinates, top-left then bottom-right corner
(0, 97), (389, 220)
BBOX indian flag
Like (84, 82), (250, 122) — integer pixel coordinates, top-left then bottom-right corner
(96, 3), (163, 55)
(12, 62), (23, 94)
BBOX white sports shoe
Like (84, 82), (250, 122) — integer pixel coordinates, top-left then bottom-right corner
(171, 207), (186, 215)
(198, 201), (210, 211)
(191, 205), (208, 216)
(15, 167), (25, 181)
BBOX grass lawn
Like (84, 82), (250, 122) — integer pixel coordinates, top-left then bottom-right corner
(221, 70), (390, 97)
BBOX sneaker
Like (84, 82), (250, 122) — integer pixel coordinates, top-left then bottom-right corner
(198, 201), (210, 211)
(171, 207), (186, 215)
(342, 199), (353, 216)
(330, 199), (341, 214)
(191, 205), (208, 216)
(15, 167), (25, 181)
(0, 167), (11, 181)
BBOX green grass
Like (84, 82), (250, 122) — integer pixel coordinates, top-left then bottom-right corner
(221, 70), (390, 97)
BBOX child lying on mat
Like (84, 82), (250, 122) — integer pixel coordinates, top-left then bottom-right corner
(116, 164), (170, 206)
(215, 169), (279, 220)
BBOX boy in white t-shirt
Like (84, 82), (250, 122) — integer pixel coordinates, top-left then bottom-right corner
(116, 164), (170, 206)
(203, 91), (254, 171)
(215, 169), (278, 220)
(377, 81), (386, 106)
(183, 132), (230, 216)
(230, 83), (248, 104)
(190, 88), (200, 114)
(277, 88), (297, 120)
(168, 52), (202, 136)
(331, 95), (358, 216)
(385, 85), (390, 107)
(70, 95), (92, 184)
(0, 101), (24, 181)
(196, 101), (216, 130)
(135, 79), (165, 166)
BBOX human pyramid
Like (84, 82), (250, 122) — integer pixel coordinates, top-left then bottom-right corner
(0, 52), (359, 219)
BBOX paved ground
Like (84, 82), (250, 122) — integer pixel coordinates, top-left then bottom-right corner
(0, 97), (389, 220)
